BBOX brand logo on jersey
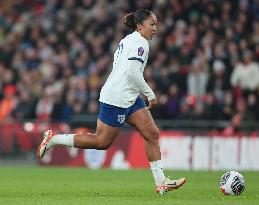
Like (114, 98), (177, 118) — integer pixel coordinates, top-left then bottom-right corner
(118, 114), (126, 124)
(138, 47), (144, 56)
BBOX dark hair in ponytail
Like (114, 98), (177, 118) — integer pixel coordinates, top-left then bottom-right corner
(123, 9), (152, 30)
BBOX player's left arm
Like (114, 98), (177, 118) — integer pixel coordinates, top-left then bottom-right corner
(126, 42), (157, 108)
(126, 59), (155, 101)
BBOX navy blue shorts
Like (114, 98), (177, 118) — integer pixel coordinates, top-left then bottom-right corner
(98, 96), (146, 127)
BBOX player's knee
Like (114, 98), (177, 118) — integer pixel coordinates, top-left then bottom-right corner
(147, 127), (160, 142)
(152, 127), (160, 140)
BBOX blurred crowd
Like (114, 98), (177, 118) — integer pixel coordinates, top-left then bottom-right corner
(0, 0), (259, 123)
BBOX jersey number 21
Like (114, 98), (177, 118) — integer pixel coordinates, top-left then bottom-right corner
(114, 43), (123, 65)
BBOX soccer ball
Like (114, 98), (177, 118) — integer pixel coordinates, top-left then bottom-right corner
(220, 171), (245, 195)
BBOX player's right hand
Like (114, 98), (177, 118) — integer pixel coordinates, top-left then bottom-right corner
(147, 98), (158, 110)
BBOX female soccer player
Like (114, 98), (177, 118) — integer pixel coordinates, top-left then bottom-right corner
(37, 9), (186, 194)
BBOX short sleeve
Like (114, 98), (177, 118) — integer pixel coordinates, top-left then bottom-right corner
(128, 41), (149, 64)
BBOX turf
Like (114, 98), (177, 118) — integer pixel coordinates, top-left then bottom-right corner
(0, 167), (258, 205)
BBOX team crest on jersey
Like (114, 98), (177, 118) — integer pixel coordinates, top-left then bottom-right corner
(118, 114), (126, 124)
(138, 47), (144, 56)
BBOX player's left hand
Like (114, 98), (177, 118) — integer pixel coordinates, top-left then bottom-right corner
(147, 98), (158, 110)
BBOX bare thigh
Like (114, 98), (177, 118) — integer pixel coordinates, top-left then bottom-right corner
(95, 119), (121, 147)
(126, 108), (159, 141)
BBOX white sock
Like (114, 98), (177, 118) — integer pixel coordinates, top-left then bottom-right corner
(149, 160), (166, 186)
(50, 134), (75, 147)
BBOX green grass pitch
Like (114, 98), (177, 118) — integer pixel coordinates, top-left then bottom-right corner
(0, 167), (258, 205)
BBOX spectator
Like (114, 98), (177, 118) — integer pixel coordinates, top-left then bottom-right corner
(187, 48), (209, 98)
(12, 89), (34, 120)
(0, 85), (17, 121)
(231, 50), (259, 99)
(0, 0), (258, 122)
(220, 91), (235, 120)
(35, 86), (55, 121)
(207, 60), (230, 103)
(163, 84), (181, 119)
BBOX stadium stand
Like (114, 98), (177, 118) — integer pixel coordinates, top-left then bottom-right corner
(0, 0), (258, 126)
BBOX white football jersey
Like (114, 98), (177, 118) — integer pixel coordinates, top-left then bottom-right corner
(99, 31), (155, 108)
